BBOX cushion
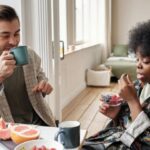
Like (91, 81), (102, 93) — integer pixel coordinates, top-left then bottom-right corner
(93, 64), (110, 71)
(113, 44), (128, 57)
(86, 69), (111, 86)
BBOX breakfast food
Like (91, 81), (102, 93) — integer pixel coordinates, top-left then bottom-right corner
(31, 145), (56, 150)
(11, 124), (40, 144)
(101, 93), (123, 106)
(0, 117), (12, 140)
(0, 118), (40, 143)
(0, 117), (6, 129)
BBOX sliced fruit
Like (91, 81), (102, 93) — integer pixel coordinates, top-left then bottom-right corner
(13, 124), (30, 132)
(11, 124), (40, 144)
(0, 117), (6, 129)
(0, 128), (11, 140)
(0, 117), (12, 140)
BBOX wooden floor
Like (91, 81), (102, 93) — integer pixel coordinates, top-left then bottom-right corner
(62, 82), (119, 138)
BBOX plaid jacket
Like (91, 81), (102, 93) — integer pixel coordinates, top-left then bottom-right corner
(82, 81), (150, 150)
(0, 48), (56, 126)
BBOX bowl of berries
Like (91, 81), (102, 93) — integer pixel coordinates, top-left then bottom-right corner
(14, 139), (64, 150)
(101, 92), (123, 107)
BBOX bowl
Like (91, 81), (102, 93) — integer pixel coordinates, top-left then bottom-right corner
(101, 92), (123, 107)
(14, 139), (64, 150)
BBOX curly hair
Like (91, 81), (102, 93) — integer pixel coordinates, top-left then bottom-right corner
(129, 20), (150, 57)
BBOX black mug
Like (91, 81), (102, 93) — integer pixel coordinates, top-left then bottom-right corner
(55, 121), (80, 148)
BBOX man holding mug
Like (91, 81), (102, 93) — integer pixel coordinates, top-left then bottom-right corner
(0, 5), (55, 126)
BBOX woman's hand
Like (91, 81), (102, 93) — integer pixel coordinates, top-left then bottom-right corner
(99, 99), (121, 119)
(118, 74), (142, 120)
(118, 74), (138, 103)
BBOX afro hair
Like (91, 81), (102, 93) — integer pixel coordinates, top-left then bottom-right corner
(129, 20), (150, 57)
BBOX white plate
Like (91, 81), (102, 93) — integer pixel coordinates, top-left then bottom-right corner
(14, 139), (64, 150)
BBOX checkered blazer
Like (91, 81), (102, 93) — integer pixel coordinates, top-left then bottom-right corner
(0, 48), (56, 126)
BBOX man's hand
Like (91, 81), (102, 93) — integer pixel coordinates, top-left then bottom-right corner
(0, 51), (16, 83)
(32, 80), (53, 95)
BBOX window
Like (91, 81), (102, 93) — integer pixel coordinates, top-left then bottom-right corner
(59, 0), (101, 54)
(75, 0), (83, 44)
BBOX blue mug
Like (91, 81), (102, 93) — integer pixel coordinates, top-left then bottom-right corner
(10, 46), (28, 66)
(55, 121), (80, 148)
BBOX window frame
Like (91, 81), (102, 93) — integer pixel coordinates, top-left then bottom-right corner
(60, 0), (101, 54)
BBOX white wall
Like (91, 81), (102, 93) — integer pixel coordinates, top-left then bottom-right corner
(60, 44), (102, 108)
(112, 0), (150, 45)
(0, 0), (21, 17)
(21, 1), (102, 112)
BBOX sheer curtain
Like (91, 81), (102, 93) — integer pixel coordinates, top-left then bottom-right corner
(21, 0), (61, 120)
(99, 0), (112, 63)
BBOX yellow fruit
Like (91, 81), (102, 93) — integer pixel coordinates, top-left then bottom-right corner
(11, 124), (40, 144)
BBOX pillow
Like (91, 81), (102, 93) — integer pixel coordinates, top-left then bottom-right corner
(113, 44), (128, 57)
(94, 64), (110, 71)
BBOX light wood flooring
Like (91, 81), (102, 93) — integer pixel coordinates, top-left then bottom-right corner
(62, 82), (119, 138)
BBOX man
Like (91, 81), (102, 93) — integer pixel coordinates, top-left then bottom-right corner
(0, 5), (56, 126)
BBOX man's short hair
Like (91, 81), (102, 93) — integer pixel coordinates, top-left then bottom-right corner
(0, 5), (19, 22)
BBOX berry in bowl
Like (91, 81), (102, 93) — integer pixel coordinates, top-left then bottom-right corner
(101, 92), (123, 106)
(14, 139), (64, 150)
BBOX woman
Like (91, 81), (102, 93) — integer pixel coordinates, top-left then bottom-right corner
(82, 20), (150, 150)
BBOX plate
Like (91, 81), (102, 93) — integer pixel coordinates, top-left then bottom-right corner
(101, 92), (123, 107)
(14, 139), (64, 150)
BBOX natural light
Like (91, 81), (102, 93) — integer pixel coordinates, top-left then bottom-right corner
(59, 0), (103, 54)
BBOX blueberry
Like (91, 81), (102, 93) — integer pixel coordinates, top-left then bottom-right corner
(102, 94), (111, 103)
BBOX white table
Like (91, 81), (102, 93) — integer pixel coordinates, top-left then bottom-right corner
(0, 126), (87, 150)
(38, 126), (87, 150)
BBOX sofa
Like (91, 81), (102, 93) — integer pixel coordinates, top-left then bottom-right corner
(104, 44), (137, 80)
